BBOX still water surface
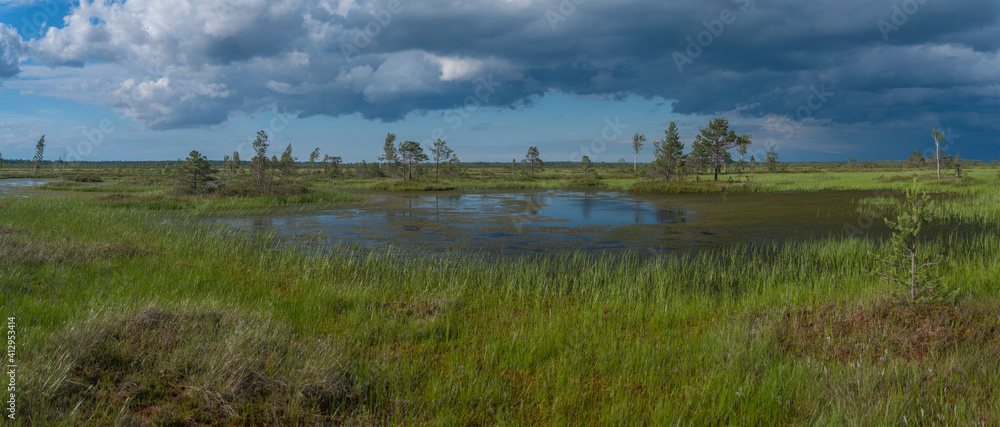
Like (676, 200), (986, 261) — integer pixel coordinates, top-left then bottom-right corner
(0, 179), (54, 198)
(211, 189), (891, 255)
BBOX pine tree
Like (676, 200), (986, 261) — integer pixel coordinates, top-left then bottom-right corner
(765, 147), (780, 172)
(689, 136), (713, 179)
(523, 146), (542, 175)
(279, 144), (296, 175)
(251, 130), (269, 192)
(310, 148), (321, 174)
(32, 135), (45, 176)
(379, 133), (400, 178)
(580, 155), (594, 179)
(875, 181), (942, 301)
(696, 118), (738, 181)
(323, 154), (343, 177)
(430, 139), (455, 182)
(232, 151), (241, 174)
(398, 140), (428, 180)
(178, 150), (213, 194)
(907, 149), (926, 168)
(653, 122), (685, 181)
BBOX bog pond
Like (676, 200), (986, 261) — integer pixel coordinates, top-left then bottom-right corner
(207, 189), (913, 256)
(4, 180), (978, 256)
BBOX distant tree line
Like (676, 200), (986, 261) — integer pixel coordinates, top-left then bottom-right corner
(8, 123), (995, 189)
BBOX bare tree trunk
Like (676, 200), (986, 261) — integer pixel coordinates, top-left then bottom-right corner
(713, 153), (719, 181)
(935, 142), (941, 179)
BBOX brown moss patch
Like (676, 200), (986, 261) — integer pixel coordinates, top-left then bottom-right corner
(28, 307), (373, 426)
(776, 300), (1000, 362)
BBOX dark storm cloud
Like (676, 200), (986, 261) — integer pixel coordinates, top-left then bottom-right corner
(12, 0), (1000, 154)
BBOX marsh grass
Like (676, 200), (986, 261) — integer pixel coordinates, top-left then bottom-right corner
(627, 179), (760, 194)
(87, 191), (357, 212)
(36, 181), (120, 192)
(3, 170), (1000, 424)
(755, 169), (1000, 194)
(371, 180), (457, 191)
(857, 190), (1000, 225)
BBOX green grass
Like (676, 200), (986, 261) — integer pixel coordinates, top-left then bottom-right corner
(32, 175), (358, 212)
(37, 181), (118, 192)
(88, 191), (358, 212)
(371, 180), (457, 191)
(3, 172), (999, 424)
(753, 169), (1000, 193)
(314, 166), (1000, 196)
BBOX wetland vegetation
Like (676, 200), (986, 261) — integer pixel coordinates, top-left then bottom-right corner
(2, 134), (999, 424)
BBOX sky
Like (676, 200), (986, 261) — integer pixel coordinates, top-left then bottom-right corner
(0, 0), (997, 163)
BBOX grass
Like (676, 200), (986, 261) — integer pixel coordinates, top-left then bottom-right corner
(371, 180), (457, 191)
(753, 168), (1000, 194)
(3, 164), (1000, 423)
(31, 174), (359, 212)
(3, 170), (1000, 424)
(89, 191), (358, 212)
(627, 178), (760, 194)
(316, 166), (1000, 196)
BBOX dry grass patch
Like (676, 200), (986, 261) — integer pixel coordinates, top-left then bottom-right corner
(776, 299), (1000, 362)
(23, 307), (379, 425)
